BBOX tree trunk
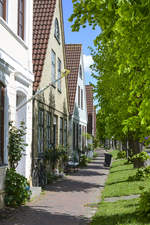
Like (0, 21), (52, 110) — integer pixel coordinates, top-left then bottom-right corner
(128, 139), (143, 168)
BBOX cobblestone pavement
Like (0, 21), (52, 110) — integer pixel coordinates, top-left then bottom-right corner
(0, 149), (110, 225)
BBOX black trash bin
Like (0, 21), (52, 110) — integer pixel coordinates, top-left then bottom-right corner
(104, 153), (112, 167)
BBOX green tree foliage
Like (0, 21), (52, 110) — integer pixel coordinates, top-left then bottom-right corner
(69, 0), (150, 153)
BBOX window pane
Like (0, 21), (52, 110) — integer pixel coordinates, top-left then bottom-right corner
(81, 89), (83, 109)
(60, 118), (63, 129)
(64, 120), (67, 146)
(19, 13), (23, 24)
(0, 2), (3, 17)
(0, 84), (4, 164)
(19, 0), (23, 11)
(79, 66), (82, 79)
(51, 50), (56, 83)
(59, 118), (63, 145)
(55, 18), (60, 42)
(58, 58), (61, 91)
(78, 86), (80, 107)
(18, 0), (24, 39)
(38, 109), (44, 152)
(47, 112), (51, 149)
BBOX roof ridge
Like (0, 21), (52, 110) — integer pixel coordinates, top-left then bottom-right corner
(65, 43), (82, 45)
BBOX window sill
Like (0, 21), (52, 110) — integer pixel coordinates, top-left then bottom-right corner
(0, 164), (8, 168)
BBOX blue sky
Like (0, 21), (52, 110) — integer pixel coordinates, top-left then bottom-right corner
(62, 0), (100, 86)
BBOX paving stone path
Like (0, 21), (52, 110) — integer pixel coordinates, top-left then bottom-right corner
(104, 194), (140, 202)
(0, 149), (109, 225)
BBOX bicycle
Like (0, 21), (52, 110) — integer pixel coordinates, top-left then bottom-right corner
(32, 158), (47, 187)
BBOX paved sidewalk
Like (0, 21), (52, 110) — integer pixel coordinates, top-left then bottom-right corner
(0, 149), (109, 225)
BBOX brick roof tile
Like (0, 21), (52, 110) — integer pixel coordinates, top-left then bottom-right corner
(33, 0), (56, 91)
(65, 44), (82, 114)
(85, 85), (94, 114)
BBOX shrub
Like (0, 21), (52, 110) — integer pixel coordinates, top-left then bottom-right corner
(5, 168), (31, 207)
(139, 188), (150, 217)
(93, 137), (99, 149)
(93, 152), (98, 158)
(44, 145), (62, 170)
(47, 172), (59, 184)
(131, 151), (150, 168)
(117, 150), (126, 159)
(128, 166), (150, 181)
(79, 155), (88, 167)
(132, 151), (150, 162)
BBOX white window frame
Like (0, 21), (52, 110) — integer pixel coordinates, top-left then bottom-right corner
(51, 49), (56, 85)
(57, 58), (61, 92)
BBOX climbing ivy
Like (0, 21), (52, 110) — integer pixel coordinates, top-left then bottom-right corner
(8, 121), (28, 169)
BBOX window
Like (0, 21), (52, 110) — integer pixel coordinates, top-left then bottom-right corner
(38, 109), (44, 153)
(87, 114), (92, 134)
(0, 0), (6, 20)
(76, 123), (79, 149)
(79, 125), (81, 148)
(82, 126), (85, 149)
(59, 117), (63, 145)
(73, 122), (75, 150)
(0, 83), (4, 165)
(81, 89), (83, 109)
(54, 18), (60, 43)
(64, 119), (67, 147)
(18, 0), (24, 40)
(46, 112), (51, 150)
(51, 50), (56, 85)
(78, 86), (80, 108)
(53, 116), (57, 146)
(57, 58), (61, 91)
(79, 65), (82, 79)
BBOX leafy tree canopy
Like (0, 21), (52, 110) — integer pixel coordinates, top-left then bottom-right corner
(70, 0), (150, 146)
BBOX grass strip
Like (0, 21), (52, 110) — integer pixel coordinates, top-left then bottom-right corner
(102, 158), (150, 198)
(91, 198), (150, 225)
(91, 150), (150, 225)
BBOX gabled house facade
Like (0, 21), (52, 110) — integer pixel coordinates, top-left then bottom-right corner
(65, 44), (88, 156)
(0, 0), (34, 208)
(32, 0), (69, 175)
(85, 85), (96, 144)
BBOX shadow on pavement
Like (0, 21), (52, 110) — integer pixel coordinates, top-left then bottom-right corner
(70, 170), (107, 177)
(45, 178), (104, 193)
(0, 205), (90, 225)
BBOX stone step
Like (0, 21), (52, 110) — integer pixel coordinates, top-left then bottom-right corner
(30, 187), (41, 200)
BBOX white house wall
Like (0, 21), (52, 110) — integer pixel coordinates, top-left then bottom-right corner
(0, 0), (34, 183)
(70, 49), (88, 151)
(73, 50), (88, 125)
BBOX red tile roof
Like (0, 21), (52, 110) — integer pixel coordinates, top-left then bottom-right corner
(85, 85), (94, 114)
(33, 0), (56, 91)
(86, 85), (96, 136)
(65, 44), (82, 114)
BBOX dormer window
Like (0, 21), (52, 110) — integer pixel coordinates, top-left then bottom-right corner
(54, 18), (60, 43)
(79, 65), (82, 79)
(0, 0), (6, 20)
